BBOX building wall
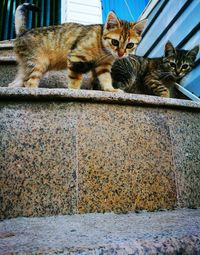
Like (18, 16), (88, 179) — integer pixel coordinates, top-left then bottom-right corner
(61, 0), (102, 24)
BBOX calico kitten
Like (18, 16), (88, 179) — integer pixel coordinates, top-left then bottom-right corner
(9, 3), (147, 92)
(111, 41), (199, 97)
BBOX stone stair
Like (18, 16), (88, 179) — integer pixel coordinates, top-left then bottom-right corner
(0, 40), (18, 88)
(0, 40), (14, 58)
(1, 87), (200, 217)
(0, 40), (200, 254)
(0, 208), (200, 254)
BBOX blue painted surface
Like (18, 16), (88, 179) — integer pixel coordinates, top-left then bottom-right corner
(46, 0), (51, 26)
(147, 1), (199, 57)
(101, 0), (149, 22)
(136, 0), (200, 98)
(4, 0), (11, 40)
(27, 0), (33, 30)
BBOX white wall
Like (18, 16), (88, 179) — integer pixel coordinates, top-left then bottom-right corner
(61, 0), (102, 24)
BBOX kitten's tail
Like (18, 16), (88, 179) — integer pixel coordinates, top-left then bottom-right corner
(15, 3), (40, 36)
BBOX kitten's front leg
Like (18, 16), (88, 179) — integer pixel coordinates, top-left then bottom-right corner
(95, 65), (123, 93)
(151, 84), (170, 97)
(144, 76), (170, 97)
(158, 89), (170, 97)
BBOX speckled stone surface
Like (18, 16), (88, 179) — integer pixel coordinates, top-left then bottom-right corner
(0, 87), (200, 109)
(168, 110), (200, 208)
(0, 88), (200, 218)
(77, 104), (176, 213)
(0, 49), (14, 58)
(0, 103), (78, 218)
(0, 63), (17, 87)
(0, 208), (200, 254)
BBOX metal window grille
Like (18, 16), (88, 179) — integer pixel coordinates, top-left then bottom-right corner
(0, 0), (61, 41)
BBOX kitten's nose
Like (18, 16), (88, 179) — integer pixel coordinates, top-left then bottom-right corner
(118, 50), (124, 57)
(176, 68), (181, 76)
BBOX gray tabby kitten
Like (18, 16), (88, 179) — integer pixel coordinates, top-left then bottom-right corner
(110, 41), (199, 97)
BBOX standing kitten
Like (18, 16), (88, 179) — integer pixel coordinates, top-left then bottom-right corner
(9, 4), (147, 92)
(111, 41), (199, 97)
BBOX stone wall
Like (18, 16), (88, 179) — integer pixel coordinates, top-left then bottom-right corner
(0, 88), (200, 219)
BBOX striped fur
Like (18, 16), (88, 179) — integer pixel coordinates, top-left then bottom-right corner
(9, 5), (147, 91)
(110, 41), (199, 97)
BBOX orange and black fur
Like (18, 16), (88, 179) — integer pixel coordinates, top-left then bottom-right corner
(9, 3), (147, 92)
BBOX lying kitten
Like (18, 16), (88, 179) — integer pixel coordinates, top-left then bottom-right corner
(111, 41), (199, 97)
(9, 3), (147, 92)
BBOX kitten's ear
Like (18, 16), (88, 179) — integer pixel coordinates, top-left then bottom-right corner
(105, 11), (120, 30)
(133, 19), (147, 36)
(165, 41), (176, 57)
(187, 45), (199, 61)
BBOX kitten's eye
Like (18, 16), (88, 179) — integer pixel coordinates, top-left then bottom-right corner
(170, 62), (176, 68)
(111, 39), (119, 47)
(182, 64), (189, 69)
(126, 42), (135, 49)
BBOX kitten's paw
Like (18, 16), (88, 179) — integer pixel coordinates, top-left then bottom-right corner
(68, 87), (81, 90)
(114, 88), (124, 93)
(8, 82), (16, 88)
(160, 91), (170, 97)
(67, 83), (81, 89)
(8, 81), (23, 88)
(105, 88), (124, 93)
(24, 79), (39, 88)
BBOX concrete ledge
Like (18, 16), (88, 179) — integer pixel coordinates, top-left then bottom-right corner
(0, 88), (200, 218)
(0, 40), (14, 47)
(0, 87), (200, 110)
(0, 56), (16, 62)
(0, 208), (200, 254)
(0, 41), (15, 60)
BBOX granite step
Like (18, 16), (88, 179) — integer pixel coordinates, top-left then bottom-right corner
(0, 40), (14, 46)
(0, 41), (18, 87)
(0, 208), (200, 254)
(0, 40), (14, 58)
(0, 88), (200, 219)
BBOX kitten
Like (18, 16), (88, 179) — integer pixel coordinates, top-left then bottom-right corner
(9, 3), (147, 92)
(110, 41), (199, 97)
